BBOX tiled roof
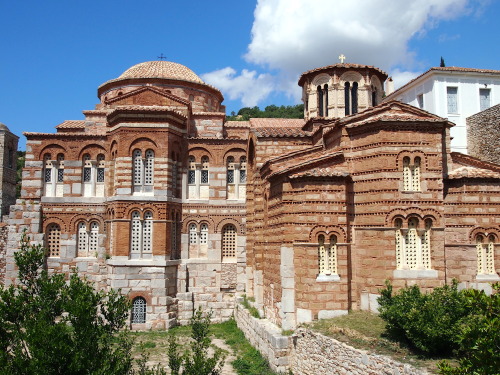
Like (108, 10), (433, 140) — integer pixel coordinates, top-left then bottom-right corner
(225, 121), (250, 128)
(299, 63), (388, 85)
(55, 120), (86, 129)
(289, 167), (349, 179)
(118, 61), (204, 84)
(385, 66), (500, 100)
(448, 166), (500, 179)
(249, 118), (305, 128)
(109, 105), (187, 118)
(254, 127), (310, 138)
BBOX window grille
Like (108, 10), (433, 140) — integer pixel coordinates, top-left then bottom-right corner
(97, 155), (105, 182)
(477, 235), (496, 275)
(131, 297), (146, 324)
(200, 223), (208, 244)
(328, 235), (338, 275)
(77, 222), (88, 257)
(395, 219), (403, 269)
(83, 168), (91, 182)
(89, 222), (99, 255)
(227, 156), (235, 184)
(188, 156), (196, 184)
(133, 150), (143, 185)
(421, 219), (431, 269)
(412, 157), (421, 191)
(318, 235), (326, 274)
(240, 157), (247, 183)
(486, 236), (495, 274)
(142, 211), (153, 253)
(189, 223), (198, 244)
(57, 169), (64, 182)
(201, 156), (209, 184)
(45, 167), (52, 183)
(144, 150), (154, 185)
(222, 224), (237, 258)
(131, 211), (141, 254)
(46, 224), (61, 257)
(403, 157), (411, 191)
(405, 218), (419, 269)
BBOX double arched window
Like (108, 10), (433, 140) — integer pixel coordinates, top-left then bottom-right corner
(130, 210), (153, 258)
(476, 235), (496, 275)
(395, 218), (432, 270)
(82, 153), (105, 197)
(188, 222), (209, 258)
(318, 234), (338, 277)
(43, 153), (64, 197)
(187, 155), (210, 199)
(77, 221), (99, 257)
(133, 149), (154, 194)
(403, 156), (421, 192)
(226, 156), (247, 200)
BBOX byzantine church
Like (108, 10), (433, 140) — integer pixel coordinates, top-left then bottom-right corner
(3, 59), (500, 329)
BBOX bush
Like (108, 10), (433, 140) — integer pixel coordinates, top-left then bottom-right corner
(437, 284), (500, 374)
(378, 280), (471, 355)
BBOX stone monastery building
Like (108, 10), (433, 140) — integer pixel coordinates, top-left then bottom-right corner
(3, 60), (500, 330)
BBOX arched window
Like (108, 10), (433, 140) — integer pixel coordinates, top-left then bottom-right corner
(324, 84), (329, 117)
(317, 86), (324, 117)
(77, 222), (88, 257)
(372, 87), (377, 106)
(97, 154), (105, 183)
(46, 223), (61, 257)
(222, 224), (237, 261)
(131, 297), (146, 324)
(200, 223), (208, 245)
(83, 154), (92, 183)
(476, 235), (496, 275)
(328, 235), (338, 275)
(57, 154), (64, 183)
(395, 218), (432, 271)
(188, 156), (196, 185)
(89, 221), (99, 255)
(403, 156), (421, 192)
(318, 235), (326, 274)
(318, 234), (338, 277)
(344, 82), (350, 116)
(227, 156), (235, 184)
(351, 82), (358, 114)
(132, 149), (154, 194)
(240, 156), (247, 184)
(189, 223), (198, 245)
(82, 153), (105, 197)
(130, 211), (153, 258)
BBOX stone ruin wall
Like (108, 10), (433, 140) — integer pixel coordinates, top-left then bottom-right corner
(467, 104), (500, 164)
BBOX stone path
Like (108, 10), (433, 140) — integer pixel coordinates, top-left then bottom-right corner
(212, 338), (237, 375)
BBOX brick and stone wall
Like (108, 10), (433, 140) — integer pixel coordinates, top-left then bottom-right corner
(467, 104), (500, 164)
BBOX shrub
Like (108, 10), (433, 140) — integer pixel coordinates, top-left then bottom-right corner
(437, 283), (500, 374)
(378, 280), (471, 355)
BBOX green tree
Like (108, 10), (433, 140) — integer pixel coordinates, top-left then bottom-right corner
(0, 233), (133, 374)
(168, 308), (226, 375)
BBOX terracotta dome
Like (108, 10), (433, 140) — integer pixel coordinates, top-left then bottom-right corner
(118, 61), (204, 84)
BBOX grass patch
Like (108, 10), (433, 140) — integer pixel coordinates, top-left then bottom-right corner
(242, 295), (261, 318)
(211, 319), (278, 375)
(307, 310), (456, 374)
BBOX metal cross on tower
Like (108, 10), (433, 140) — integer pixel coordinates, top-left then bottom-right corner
(158, 53), (167, 60)
(339, 54), (346, 63)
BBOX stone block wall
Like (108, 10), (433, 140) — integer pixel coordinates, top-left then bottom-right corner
(467, 104), (500, 164)
(0, 223), (8, 284)
(289, 328), (428, 375)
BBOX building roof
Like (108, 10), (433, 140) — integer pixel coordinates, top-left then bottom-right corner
(249, 118), (305, 128)
(253, 127), (311, 138)
(289, 167), (349, 179)
(0, 122), (11, 131)
(386, 66), (500, 101)
(118, 61), (205, 84)
(298, 63), (388, 85)
(55, 120), (87, 129)
(448, 165), (500, 179)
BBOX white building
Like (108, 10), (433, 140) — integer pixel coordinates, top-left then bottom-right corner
(384, 67), (500, 153)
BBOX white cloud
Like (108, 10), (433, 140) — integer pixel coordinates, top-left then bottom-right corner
(201, 67), (275, 107)
(204, 0), (481, 107)
(391, 69), (423, 91)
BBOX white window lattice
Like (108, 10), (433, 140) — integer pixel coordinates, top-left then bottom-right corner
(318, 235), (326, 274)
(142, 211), (153, 253)
(131, 297), (146, 324)
(318, 235), (338, 275)
(189, 223), (198, 244)
(77, 222), (88, 257)
(89, 222), (99, 255)
(133, 150), (143, 185)
(396, 218), (432, 271)
(46, 224), (61, 257)
(222, 224), (237, 259)
(403, 157), (421, 192)
(201, 156), (209, 184)
(200, 223), (208, 244)
(131, 211), (141, 254)
(144, 150), (154, 185)
(476, 235), (496, 275)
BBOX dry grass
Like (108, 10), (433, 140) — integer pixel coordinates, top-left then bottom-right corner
(307, 311), (456, 374)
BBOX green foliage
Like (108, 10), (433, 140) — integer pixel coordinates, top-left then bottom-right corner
(437, 283), (500, 375)
(378, 280), (471, 355)
(0, 233), (134, 374)
(16, 151), (25, 199)
(167, 308), (226, 375)
(226, 104), (304, 121)
(241, 295), (260, 318)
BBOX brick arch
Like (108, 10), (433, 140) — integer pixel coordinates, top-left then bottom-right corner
(188, 147), (213, 162)
(396, 150), (427, 172)
(38, 144), (67, 160)
(215, 218), (240, 234)
(386, 207), (442, 227)
(43, 217), (66, 233)
(128, 292), (152, 305)
(78, 144), (107, 160)
(127, 137), (158, 155)
(223, 148), (246, 162)
(124, 205), (160, 219)
(470, 227), (500, 242)
(312, 73), (331, 87)
(69, 214), (105, 232)
(339, 71), (363, 85)
(182, 216), (215, 232)
(309, 225), (346, 243)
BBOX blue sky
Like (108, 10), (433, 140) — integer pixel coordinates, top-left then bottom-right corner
(0, 0), (498, 149)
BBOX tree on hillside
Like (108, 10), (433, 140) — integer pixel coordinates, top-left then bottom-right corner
(0, 233), (133, 374)
(227, 104), (304, 121)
